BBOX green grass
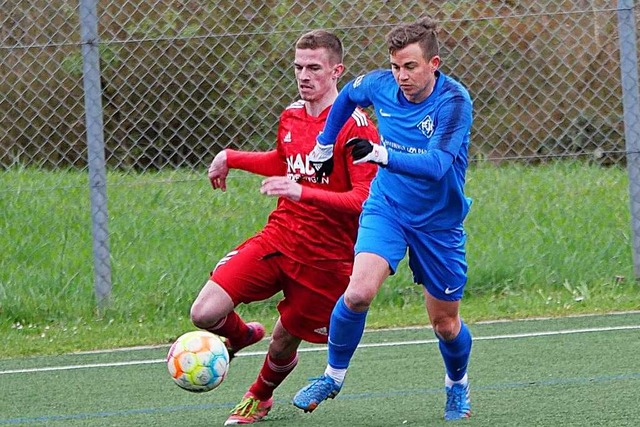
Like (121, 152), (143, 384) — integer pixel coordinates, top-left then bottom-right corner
(1, 313), (639, 426)
(0, 162), (638, 358)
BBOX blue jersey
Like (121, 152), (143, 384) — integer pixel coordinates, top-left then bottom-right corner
(319, 70), (473, 230)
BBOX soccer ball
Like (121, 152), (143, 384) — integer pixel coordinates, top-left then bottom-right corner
(167, 330), (230, 392)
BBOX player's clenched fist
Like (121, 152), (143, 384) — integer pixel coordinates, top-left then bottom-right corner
(345, 138), (388, 165)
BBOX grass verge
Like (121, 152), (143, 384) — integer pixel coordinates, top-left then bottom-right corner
(0, 161), (637, 358)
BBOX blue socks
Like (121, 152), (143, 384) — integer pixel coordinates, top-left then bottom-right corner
(325, 295), (471, 384)
(438, 321), (472, 382)
(327, 295), (368, 369)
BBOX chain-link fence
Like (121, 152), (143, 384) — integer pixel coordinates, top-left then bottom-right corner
(2, 1), (640, 305)
(4, 1), (637, 169)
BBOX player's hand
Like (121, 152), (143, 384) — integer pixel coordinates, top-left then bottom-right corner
(260, 176), (302, 201)
(345, 138), (388, 165)
(308, 142), (334, 179)
(207, 151), (229, 191)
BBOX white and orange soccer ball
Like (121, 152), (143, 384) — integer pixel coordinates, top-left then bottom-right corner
(167, 330), (230, 392)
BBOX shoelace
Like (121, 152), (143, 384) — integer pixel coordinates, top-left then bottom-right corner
(446, 386), (467, 410)
(305, 376), (335, 394)
(230, 397), (259, 416)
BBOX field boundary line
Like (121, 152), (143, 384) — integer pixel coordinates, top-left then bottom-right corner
(70, 309), (640, 356)
(1, 324), (639, 376)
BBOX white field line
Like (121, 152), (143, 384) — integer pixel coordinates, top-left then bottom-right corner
(70, 309), (640, 356)
(1, 324), (639, 376)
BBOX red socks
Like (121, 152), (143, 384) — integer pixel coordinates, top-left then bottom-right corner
(249, 353), (298, 400)
(208, 311), (250, 349)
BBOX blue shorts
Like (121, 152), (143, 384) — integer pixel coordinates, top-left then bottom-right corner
(354, 199), (468, 301)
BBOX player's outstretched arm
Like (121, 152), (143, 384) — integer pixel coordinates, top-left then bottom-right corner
(309, 85), (361, 179)
(208, 149), (286, 192)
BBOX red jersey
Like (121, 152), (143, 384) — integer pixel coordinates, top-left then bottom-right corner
(226, 100), (379, 275)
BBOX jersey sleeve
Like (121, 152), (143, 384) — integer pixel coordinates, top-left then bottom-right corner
(223, 111), (291, 176)
(300, 179), (370, 214)
(225, 149), (286, 176)
(386, 148), (454, 180)
(430, 95), (473, 156)
(386, 95), (472, 180)
(316, 72), (378, 146)
(300, 111), (379, 214)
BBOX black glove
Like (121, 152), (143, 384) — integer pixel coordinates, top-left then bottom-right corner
(345, 138), (388, 165)
(308, 142), (334, 179)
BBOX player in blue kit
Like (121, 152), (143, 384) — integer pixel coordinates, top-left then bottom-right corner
(293, 17), (474, 420)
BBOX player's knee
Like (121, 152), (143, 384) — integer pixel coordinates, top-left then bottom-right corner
(189, 300), (208, 328)
(345, 266), (385, 311)
(190, 299), (220, 329)
(344, 286), (375, 311)
(190, 281), (234, 328)
(432, 318), (459, 341)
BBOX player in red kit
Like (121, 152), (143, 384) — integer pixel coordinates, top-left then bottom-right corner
(189, 29), (379, 425)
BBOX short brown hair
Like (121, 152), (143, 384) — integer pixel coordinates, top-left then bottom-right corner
(385, 17), (439, 60)
(295, 30), (343, 65)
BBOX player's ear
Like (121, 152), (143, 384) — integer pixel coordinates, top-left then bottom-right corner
(333, 63), (345, 80)
(429, 55), (441, 72)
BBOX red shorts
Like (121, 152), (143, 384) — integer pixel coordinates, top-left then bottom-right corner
(210, 234), (350, 344)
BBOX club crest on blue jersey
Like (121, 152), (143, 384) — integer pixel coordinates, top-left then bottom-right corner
(418, 115), (435, 138)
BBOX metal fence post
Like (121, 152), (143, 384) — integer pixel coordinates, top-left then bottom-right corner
(617, 0), (640, 278)
(79, 0), (112, 308)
